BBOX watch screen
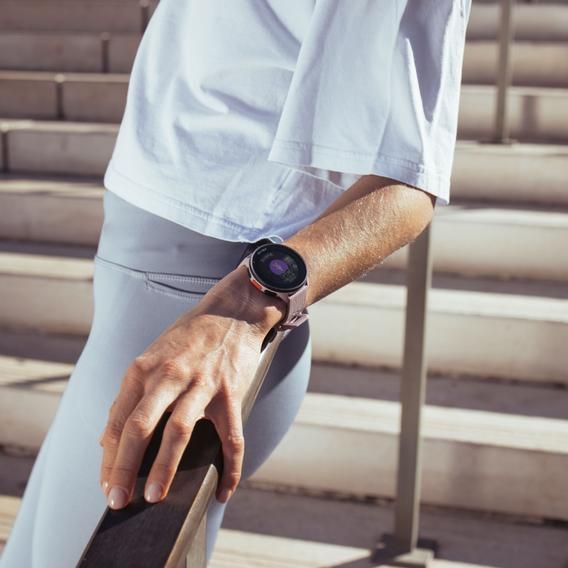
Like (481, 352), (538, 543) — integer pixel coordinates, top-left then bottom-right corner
(250, 244), (307, 292)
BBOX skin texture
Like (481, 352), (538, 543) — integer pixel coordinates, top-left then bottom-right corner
(99, 174), (435, 510)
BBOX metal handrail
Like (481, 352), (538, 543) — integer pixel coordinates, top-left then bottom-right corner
(393, 222), (433, 551)
(373, 222), (436, 567)
(493, 0), (516, 143)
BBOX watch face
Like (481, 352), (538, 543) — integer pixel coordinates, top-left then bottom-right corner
(250, 244), (307, 292)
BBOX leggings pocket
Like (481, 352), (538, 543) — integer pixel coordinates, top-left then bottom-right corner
(94, 253), (222, 301)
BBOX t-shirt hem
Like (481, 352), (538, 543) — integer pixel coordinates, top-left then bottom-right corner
(104, 161), (276, 243)
(268, 139), (451, 206)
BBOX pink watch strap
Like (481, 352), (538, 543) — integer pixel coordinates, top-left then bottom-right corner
(276, 283), (309, 330)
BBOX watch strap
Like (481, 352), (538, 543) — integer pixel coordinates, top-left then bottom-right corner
(276, 284), (308, 330)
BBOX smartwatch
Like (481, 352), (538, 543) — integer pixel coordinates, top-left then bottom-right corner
(237, 235), (309, 334)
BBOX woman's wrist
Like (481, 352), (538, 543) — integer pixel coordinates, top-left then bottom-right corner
(204, 265), (287, 338)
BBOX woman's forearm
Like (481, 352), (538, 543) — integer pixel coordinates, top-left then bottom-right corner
(218, 175), (436, 335)
(285, 175), (435, 306)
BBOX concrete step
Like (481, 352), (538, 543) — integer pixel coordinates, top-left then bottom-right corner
(3, 230), (567, 303)
(459, 85), (568, 142)
(308, 279), (568, 384)
(3, 0), (568, 42)
(0, 32), (139, 73)
(252, 393), (568, 521)
(1, 176), (567, 283)
(2, 475), (568, 568)
(1, 33), (568, 86)
(467, 3), (568, 42)
(1, 250), (567, 383)
(1, 357), (566, 519)
(451, 140), (568, 205)
(1, 338), (566, 434)
(213, 531), (494, 568)
(0, 71), (128, 122)
(210, 485), (568, 568)
(463, 41), (568, 87)
(1, 0), (567, 42)
(0, 120), (118, 176)
(3, 73), (568, 143)
(0, 498), (512, 568)
(365, 264), (568, 301)
(0, 176), (104, 246)
(1, 120), (567, 205)
(0, 298), (568, 412)
(0, 0), (158, 34)
(309, 361), (568, 421)
(0, 251), (95, 336)
(0, 320), (541, 473)
(384, 200), (568, 281)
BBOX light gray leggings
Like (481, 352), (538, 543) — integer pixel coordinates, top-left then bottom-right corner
(0, 190), (311, 567)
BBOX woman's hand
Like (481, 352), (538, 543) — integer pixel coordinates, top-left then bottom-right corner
(98, 265), (286, 509)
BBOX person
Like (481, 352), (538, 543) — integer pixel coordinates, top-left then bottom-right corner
(0, 0), (471, 566)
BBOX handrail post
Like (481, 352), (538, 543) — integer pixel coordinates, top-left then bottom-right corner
(493, 0), (515, 143)
(393, 220), (433, 552)
(374, 221), (435, 567)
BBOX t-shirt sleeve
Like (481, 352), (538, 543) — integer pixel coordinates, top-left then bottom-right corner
(267, 0), (471, 206)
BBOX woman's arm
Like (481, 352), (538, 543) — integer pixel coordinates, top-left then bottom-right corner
(228, 174), (436, 332)
(100, 174), (435, 511)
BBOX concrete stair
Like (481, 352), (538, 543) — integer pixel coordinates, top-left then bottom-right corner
(0, 120), (117, 175)
(0, 32), (139, 73)
(0, 0), (567, 42)
(0, 177), (104, 245)
(459, 85), (568, 142)
(1, 177), (567, 282)
(463, 41), (568, 88)
(1, 34), (567, 85)
(1, 352), (567, 521)
(3, 72), (568, 143)
(3, 476), (568, 568)
(1, 1), (567, 565)
(467, 3), (568, 42)
(210, 531), (494, 568)
(0, 71), (128, 122)
(0, 0), (158, 34)
(0, 494), (520, 568)
(1, 120), (568, 205)
(1, 246), (568, 383)
(253, 392), (568, 520)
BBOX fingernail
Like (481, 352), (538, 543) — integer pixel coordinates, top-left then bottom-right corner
(108, 486), (128, 509)
(145, 482), (163, 503)
(219, 488), (232, 503)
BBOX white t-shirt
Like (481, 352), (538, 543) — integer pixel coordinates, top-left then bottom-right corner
(104, 0), (471, 243)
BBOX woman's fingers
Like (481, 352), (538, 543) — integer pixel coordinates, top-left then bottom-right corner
(143, 386), (211, 504)
(105, 385), (180, 509)
(209, 394), (245, 504)
(142, 388), (246, 506)
(99, 367), (144, 492)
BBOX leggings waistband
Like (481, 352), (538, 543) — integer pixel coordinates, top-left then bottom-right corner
(95, 190), (253, 278)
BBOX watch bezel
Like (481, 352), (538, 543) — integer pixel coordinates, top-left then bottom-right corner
(249, 243), (308, 294)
